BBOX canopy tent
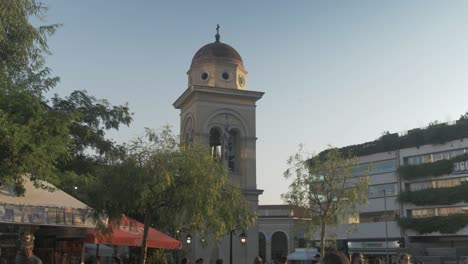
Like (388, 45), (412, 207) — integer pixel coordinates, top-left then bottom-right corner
(85, 215), (182, 249)
(287, 248), (319, 261)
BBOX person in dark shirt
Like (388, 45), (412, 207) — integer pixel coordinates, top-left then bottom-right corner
(322, 251), (349, 264)
(15, 232), (42, 264)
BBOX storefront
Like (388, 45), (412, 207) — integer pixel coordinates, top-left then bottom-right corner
(347, 240), (401, 264)
(0, 178), (97, 263)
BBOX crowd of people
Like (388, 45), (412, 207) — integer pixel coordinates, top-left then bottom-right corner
(177, 252), (417, 264)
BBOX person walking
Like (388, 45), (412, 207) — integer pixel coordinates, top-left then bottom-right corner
(111, 256), (121, 264)
(313, 253), (321, 264)
(253, 256), (263, 264)
(351, 253), (364, 264)
(322, 251), (350, 264)
(397, 253), (411, 264)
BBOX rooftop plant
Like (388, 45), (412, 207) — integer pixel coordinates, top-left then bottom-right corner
(319, 112), (468, 157)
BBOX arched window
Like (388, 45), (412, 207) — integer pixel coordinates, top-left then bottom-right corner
(271, 231), (288, 262)
(227, 129), (238, 172)
(209, 127), (222, 162)
(259, 232), (266, 262)
(183, 117), (194, 144)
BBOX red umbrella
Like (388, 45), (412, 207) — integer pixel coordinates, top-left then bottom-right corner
(85, 215), (182, 249)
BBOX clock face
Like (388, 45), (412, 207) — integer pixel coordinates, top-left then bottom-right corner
(238, 75), (245, 87)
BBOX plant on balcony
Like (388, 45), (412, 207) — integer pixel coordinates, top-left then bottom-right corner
(318, 113), (468, 158)
(398, 153), (468, 180)
(398, 213), (468, 234)
(398, 182), (468, 205)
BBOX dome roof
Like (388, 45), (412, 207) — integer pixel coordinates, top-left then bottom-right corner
(191, 41), (243, 66)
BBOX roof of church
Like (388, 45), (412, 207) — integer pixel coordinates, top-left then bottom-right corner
(191, 41), (243, 66)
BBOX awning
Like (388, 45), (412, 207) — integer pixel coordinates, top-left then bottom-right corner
(0, 178), (95, 227)
(0, 178), (89, 209)
(85, 215), (182, 250)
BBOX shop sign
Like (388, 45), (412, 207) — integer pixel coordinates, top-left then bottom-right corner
(453, 160), (468, 174)
(348, 241), (399, 249)
(0, 203), (94, 227)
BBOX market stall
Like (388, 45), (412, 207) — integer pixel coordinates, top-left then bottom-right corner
(0, 178), (97, 263)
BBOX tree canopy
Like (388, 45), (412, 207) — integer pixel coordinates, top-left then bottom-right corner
(282, 146), (368, 258)
(0, 0), (132, 193)
(87, 127), (254, 264)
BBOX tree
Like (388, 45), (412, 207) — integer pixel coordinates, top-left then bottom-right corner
(1, 0), (70, 191)
(0, 0), (132, 193)
(94, 126), (254, 264)
(282, 146), (368, 258)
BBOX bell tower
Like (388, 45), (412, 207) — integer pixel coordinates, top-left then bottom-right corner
(174, 26), (264, 264)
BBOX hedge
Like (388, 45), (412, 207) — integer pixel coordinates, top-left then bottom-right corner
(398, 213), (468, 234)
(398, 153), (468, 180)
(398, 182), (468, 206)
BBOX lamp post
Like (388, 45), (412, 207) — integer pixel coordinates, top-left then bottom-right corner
(186, 232), (192, 244)
(175, 229), (192, 264)
(229, 229), (248, 264)
(383, 189), (389, 264)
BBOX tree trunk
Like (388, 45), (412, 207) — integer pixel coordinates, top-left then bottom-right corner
(320, 220), (326, 261)
(140, 206), (152, 264)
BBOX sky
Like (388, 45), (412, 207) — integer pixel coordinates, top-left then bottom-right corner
(40, 0), (468, 205)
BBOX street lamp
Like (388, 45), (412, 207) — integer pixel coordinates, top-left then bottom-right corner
(186, 232), (192, 244)
(240, 230), (247, 245)
(230, 228), (248, 264)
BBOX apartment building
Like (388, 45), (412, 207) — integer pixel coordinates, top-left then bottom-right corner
(259, 115), (468, 263)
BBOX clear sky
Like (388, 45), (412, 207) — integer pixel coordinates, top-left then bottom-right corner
(41, 0), (468, 205)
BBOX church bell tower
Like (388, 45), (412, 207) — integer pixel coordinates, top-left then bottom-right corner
(173, 26), (264, 264)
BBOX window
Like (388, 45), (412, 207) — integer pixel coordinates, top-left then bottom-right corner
(410, 208), (436, 218)
(373, 160), (397, 174)
(360, 211), (399, 223)
(410, 206), (468, 218)
(201, 72), (209, 81)
(352, 159), (397, 176)
(209, 127), (222, 163)
(227, 129), (238, 172)
(367, 183), (398, 198)
(404, 148), (467, 165)
(408, 176), (468, 191)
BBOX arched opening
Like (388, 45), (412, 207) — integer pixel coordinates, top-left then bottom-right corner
(227, 129), (239, 173)
(184, 117), (193, 143)
(271, 231), (288, 262)
(209, 127), (222, 162)
(258, 232), (266, 263)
